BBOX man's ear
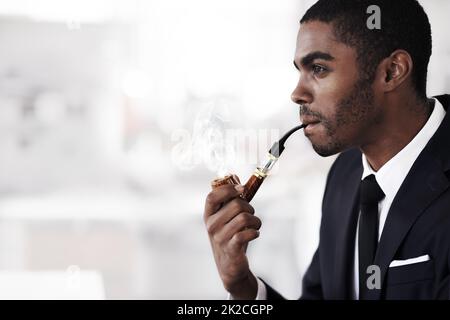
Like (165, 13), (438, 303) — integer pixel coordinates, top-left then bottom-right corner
(375, 50), (413, 93)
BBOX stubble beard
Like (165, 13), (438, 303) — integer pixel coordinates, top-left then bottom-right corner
(311, 77), (377, 157)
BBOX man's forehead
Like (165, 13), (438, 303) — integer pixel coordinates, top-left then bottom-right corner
(296, 22), (335, 53)
(295, 21), (353, 63)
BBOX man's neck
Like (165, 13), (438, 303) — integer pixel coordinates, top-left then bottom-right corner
(361, 98), (434, 172)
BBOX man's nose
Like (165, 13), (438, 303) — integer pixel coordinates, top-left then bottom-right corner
(291, 77), (312, 105)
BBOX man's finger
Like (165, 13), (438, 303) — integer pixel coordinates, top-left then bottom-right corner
(217, 212), (261, 242)
(205, 199), (255, 234)
(204, 184), (245, 217)
(229, 229), (260, 249)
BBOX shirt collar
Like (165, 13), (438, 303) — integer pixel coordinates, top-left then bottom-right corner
(361, 98), (446, 200)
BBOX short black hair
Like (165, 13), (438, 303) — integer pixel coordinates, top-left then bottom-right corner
(301, 0), (432, 100)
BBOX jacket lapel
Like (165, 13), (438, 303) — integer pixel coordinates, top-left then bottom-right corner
(366, 95), (450, 300)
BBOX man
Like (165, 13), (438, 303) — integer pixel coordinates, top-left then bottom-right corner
(203, 0), (450, 299)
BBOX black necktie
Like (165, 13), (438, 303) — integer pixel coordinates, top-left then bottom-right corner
(358, 174), (385, 299)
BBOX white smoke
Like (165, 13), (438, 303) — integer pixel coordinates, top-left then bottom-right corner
(191, 100), (235, 176)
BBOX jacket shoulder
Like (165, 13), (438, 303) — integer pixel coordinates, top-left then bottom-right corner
(435, 94), (450, 110)
(328, 148), (362, 181)
(321, 148), (362, 202)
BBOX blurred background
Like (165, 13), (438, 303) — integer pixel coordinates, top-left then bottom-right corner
(0, 0), (448, 299)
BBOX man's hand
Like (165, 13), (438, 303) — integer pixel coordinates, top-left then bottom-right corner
(204, 183), (262, 299)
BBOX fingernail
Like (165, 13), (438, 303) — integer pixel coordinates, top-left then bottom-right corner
(235, 185), (244, 192)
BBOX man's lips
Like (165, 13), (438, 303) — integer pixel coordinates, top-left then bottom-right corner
(300, 116), (321, 136)
(300, 116), (321, 127)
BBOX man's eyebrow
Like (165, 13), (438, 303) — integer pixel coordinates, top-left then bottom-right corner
(294, 51), (335, 69)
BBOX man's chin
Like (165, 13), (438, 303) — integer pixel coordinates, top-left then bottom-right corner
(310, 141), (345, 157)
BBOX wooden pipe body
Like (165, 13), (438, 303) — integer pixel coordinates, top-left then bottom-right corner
(211, 171), (266, 203)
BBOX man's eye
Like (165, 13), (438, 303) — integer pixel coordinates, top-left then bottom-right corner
(312, 65), (327, 75)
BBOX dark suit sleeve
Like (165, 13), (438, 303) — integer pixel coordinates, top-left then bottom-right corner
(259, 278), (286, 300)
(298, 154), (343, 300)
(258, 153), (344, 300)
(257, 184), (326, 300)
(258, 246), (323, 300)
(298, 153), (344, 299)
(299, 247), (323, 299)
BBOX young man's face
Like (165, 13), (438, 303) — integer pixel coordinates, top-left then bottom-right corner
(292, 21), (382, 156)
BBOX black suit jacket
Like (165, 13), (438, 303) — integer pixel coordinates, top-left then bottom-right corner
(264, 94), (450, 300)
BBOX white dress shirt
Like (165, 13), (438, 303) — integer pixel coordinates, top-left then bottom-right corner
(230, 98), (446, 300)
